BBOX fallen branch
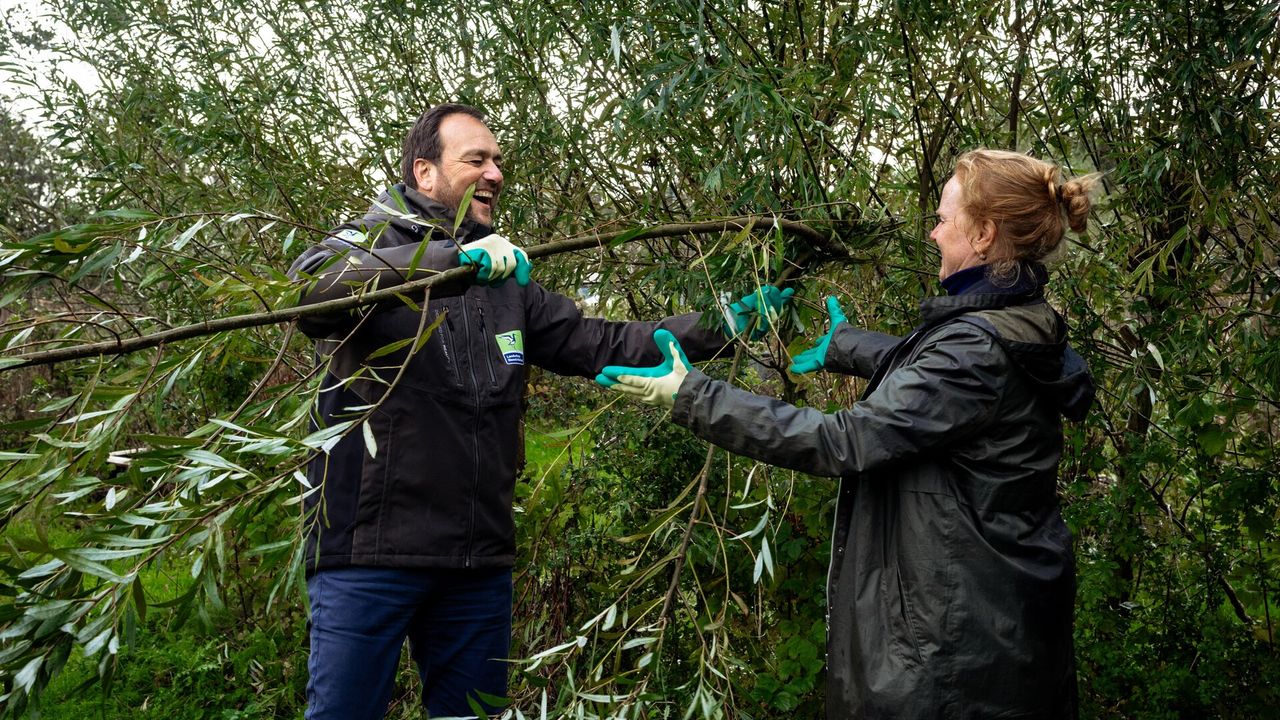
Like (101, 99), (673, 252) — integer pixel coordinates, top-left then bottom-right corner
(1, 216), (837, 371)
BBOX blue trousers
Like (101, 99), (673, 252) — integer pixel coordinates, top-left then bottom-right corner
(305, 566), (513, 719)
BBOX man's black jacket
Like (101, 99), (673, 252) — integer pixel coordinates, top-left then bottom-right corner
(290, 185), (729, 571)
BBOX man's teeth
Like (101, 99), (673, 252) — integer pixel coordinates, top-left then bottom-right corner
(474, 191), (493, 204)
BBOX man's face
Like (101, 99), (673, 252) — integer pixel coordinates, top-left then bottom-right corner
(414, 113), (504, 226)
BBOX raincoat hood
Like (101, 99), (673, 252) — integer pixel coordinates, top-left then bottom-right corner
(920, 271), (1096, 423)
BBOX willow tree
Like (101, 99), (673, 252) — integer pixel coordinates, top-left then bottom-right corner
(0, 0), (1277, 717)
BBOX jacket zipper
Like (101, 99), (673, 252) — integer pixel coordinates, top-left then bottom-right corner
(460, 299), (481, 568)
(477, 304), (498, 387)
(439, 310), (462, 388)
(825, 482), (844, 646)
(828, 327), (924, 643)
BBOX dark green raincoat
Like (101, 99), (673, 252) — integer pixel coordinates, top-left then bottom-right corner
(673, 285), (1092, 719)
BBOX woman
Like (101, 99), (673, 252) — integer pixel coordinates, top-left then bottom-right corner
(598, 150), (1099, 719)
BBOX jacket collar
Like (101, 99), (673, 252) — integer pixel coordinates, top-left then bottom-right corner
(918, 287), (1045, 327)
(919, 263), (1047, 327)
(940, 262), (1047, 296)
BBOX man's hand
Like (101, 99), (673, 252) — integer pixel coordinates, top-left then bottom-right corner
(788, 296), (848, 375)
(458, 234), (532, 287)
(725, 285), (795, 340)
(595, 329), (691, 409)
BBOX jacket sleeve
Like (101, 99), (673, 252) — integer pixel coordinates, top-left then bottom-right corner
(822, 323), (902, 378)
(524, 284), (731, 377)
(287, 230), (466, 338)
(671, 324), (1008, 477)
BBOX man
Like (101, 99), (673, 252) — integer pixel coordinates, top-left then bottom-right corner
(289, 103), (790, 719)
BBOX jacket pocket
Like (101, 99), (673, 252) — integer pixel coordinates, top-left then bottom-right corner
(473, 295), (526, 405)
(476, 304), (499, 388)
(881, 560), (927, 669)
(436, 309), (464, 390)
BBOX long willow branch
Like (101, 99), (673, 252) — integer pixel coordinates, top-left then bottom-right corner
(2, 217), (834, 372)
(648, 257), (810, 670)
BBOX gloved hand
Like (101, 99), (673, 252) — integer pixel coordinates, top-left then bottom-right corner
(788, 296), (848, 374)
(457, 234), (532, 287)
(595, 329), (691, 409)
(725, 285), (795, 340)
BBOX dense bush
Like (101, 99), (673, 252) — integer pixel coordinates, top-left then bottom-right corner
(0, 0), (1276, 717)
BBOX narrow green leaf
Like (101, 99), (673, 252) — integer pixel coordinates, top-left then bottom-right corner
(453, 185), (476, 233)
(37, 395), (80, 413)
(93, 208), (158, 221)
(18, 559), (65, 580)
(54, 550), (128, 583)
(15, 655), (42, 692)
(1146, 342), (1165, 371)
(69, 547), (147, 562)
(608, 226), (647, 248)
(362, 420), (378, 459)
(132, 577), (147, 623)
(365, 337), (415, 360)
(246, 540), (292, 557)
(730, 510), (769, 541)
(392, 292), (422, 313)
(84, 628), (114, 657)
(412, 312), (446, 353)
(301, 420), (356, 452)
(183, 449), (247, 473)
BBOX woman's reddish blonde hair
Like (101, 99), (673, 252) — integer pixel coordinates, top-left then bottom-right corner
(953, 149), (1101, 280)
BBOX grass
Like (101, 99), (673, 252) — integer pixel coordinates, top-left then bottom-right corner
(37, 585), (311, 720)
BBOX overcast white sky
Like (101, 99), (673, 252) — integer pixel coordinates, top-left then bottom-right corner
(1, 0), (100, 127)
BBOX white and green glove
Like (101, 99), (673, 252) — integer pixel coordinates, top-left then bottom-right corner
(458, 233), (532, 287)
(595, 329), (691, 409)
(788, 296), (848, 374)
(724, 285), (795, 340)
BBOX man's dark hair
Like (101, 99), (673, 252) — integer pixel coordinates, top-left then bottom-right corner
(401, 103), (487, 189)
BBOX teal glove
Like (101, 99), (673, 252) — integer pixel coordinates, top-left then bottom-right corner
(595, 329), (691, 409)
(725, 285), (795, 340)
(458, 234), (532, 287)
(788, 296), (848, 374)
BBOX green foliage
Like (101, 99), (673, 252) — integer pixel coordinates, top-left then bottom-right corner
(0, 108), (70, 239)
(41, 614), (308, 719)
(0, 0), (1277, 717)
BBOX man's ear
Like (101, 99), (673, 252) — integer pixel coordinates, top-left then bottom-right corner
(413, 158), (437, 195)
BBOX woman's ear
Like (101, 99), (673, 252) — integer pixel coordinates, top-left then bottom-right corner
(973, 219), (997, 257)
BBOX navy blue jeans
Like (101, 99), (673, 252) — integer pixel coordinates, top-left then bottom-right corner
(305, 566), (513, 719)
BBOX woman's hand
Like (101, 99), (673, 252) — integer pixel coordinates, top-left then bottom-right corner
(724, 285), (795, 340)
(595, 329), (691, 409)
(789, 296), (848, 374)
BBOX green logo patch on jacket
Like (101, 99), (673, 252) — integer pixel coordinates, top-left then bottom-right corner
(495, 330), (524, 365)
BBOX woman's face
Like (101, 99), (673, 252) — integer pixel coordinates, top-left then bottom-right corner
(931, 177), (988, 281)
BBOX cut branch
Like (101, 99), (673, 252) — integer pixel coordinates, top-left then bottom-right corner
(2, 216), (838, 371)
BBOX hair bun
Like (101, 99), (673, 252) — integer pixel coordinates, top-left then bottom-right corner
(1044, 169), (1063, 206)
(1059, 178), (1096, 233)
